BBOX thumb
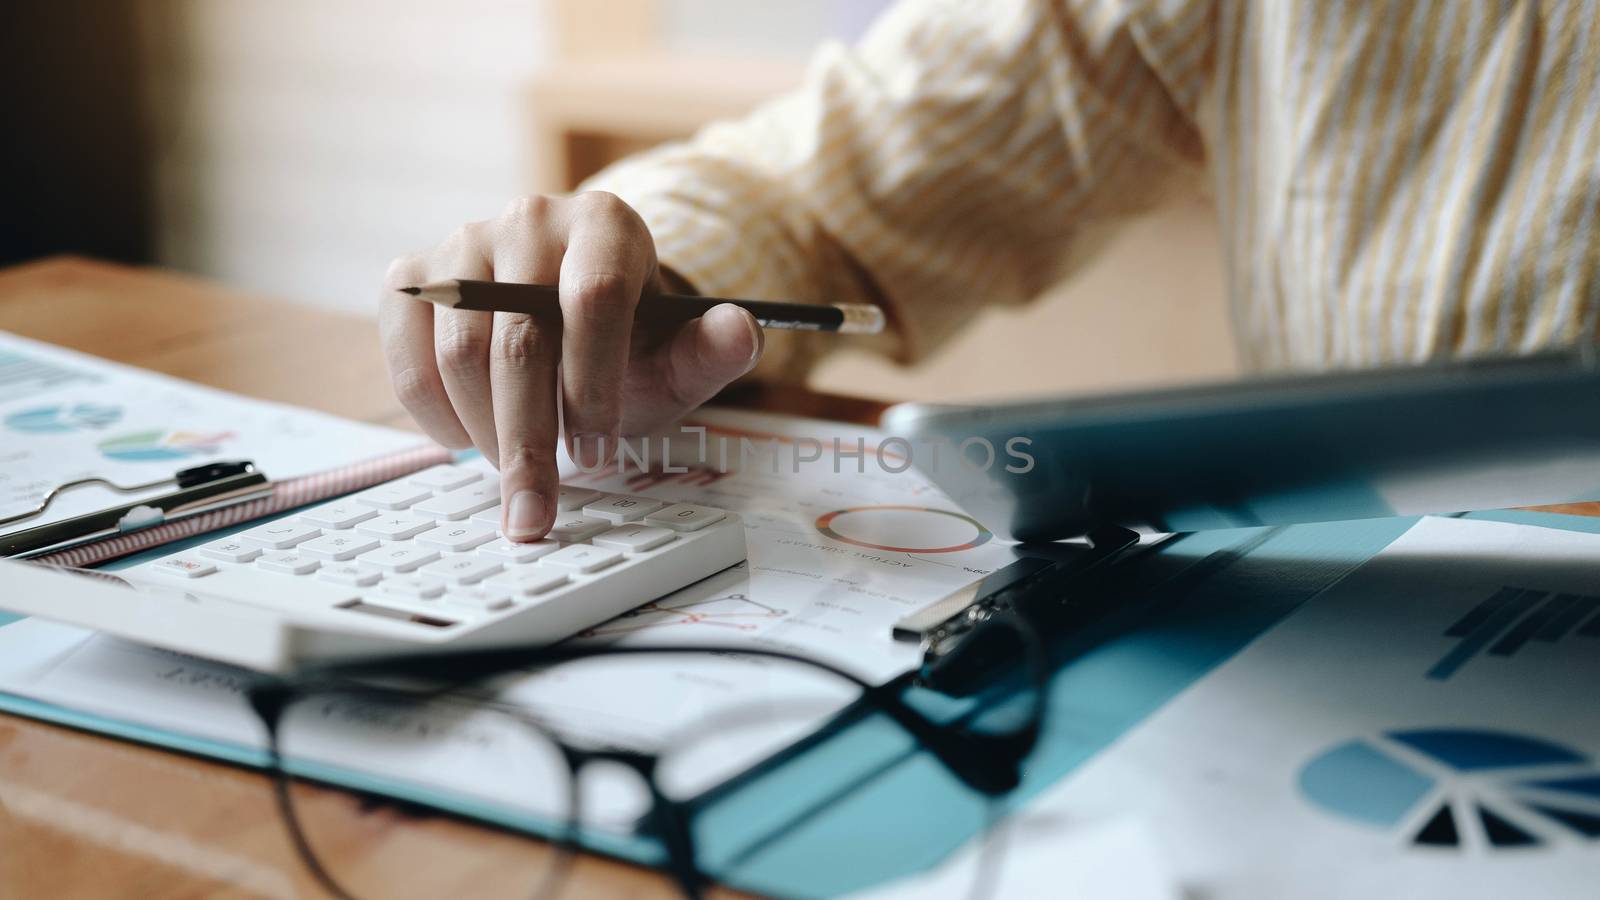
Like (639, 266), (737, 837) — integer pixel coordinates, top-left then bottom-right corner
(625, 303), (762, 432)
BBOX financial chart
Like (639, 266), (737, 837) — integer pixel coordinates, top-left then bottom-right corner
(1040, 517), (1600, 899)
(0, 331), (417, 530)
(1300, 728), (1600, 849)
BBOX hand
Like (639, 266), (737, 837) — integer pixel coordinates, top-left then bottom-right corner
(380, 192), (764, 540)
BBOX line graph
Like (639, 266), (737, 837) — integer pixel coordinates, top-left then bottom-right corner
(579, 593), (788, 637)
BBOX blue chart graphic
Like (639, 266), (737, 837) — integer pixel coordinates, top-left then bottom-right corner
(4, 403), (123, 434)
(1428, 586), (1600, 680)
(1300, 729), (1600, 850)
(0, 349), (100, 398)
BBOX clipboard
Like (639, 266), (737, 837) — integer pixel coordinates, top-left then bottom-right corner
(0, 331), (447, 567)
(0, 461), (272, 558)
(17, 445), (451, 568)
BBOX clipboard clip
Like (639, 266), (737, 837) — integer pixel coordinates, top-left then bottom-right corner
(0, 460), (271, 558)
(0, 460), (261, 529)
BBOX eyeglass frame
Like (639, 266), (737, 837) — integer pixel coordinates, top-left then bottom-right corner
(244, 615), (1049, 900)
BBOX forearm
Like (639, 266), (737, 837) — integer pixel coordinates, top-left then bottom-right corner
(583, 0), (1210, 373)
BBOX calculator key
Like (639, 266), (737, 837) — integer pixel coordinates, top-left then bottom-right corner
(319, 563), (381, 587)
(419, 555), (504, 585)
(478, 538), (559, 564)
(547, 514), (611, 543)
(416, 523), (498, 552)
(199, 539), (261, 563)
(354, 483), (433, 510)
(299, 533), (381, 561)
(356, 545), (440, 573)
(583, 494), (666, 523)
(413, 479), (501, 521)
(132, 565), (361, 609)
(470, 504), (504, 528)
(593, 524), (675, 553)
(151, 556), (217, 579)
(408, 464), (483, 491)
(644, 504), (726, 533)
(487, 568), (567, 596)
(539, 544), (623, 574)
(356, 513), (435, 540)
(555, 485), (602, 511)
(382, 575), (445, 600)
(257, 551), (320, 575)
(443, 586), (513, 612)
(239, 521), (322, 549)
(300, 501), (378, 529)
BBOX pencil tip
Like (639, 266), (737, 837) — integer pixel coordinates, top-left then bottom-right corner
(397, 286), (422, 296)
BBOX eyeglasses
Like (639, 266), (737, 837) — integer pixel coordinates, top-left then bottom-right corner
(244, 616), (1048, 900)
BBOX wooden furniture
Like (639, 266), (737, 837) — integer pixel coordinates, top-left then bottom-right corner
(527, 0), (805, 191)
(0, 257), (789, 899)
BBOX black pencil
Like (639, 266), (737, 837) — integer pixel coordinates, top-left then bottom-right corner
(399, 279), (885, 335)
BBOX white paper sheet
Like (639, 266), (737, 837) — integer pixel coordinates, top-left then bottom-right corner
(562, 407), (1025, 681)
(1044, 516), (1600, 899)
(0, 407), (1024, 829)
(849, 815), (1179, 900)
(0, 331), (421, 534)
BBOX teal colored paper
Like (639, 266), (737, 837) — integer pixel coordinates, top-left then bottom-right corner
(9, 511), (1594, 896)
(1463, 507), (1600, 533)
(693, 516), (1417, 896)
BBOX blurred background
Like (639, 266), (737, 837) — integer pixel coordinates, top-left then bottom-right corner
(0, 0), (1236, 403)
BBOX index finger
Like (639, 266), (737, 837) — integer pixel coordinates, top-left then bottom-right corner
(490, 310), (560, 539)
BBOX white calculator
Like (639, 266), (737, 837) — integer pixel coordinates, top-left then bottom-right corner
(1, 462), (745, 672)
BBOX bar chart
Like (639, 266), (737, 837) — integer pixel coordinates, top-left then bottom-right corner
(1427, 586), (1600, 681)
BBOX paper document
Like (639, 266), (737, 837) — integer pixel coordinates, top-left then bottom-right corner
(1047, 516), (1600, 899)
(0, 331), (422, 536)
(565, 408), (1025, 681)
(0, 408), (1022, 829)
(849, 814), (1179, 900)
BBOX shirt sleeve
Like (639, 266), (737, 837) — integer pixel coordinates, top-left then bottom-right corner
(580, 0), (1214, 377)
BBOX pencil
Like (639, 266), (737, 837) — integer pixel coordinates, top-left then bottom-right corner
(399, 279), (885, 335)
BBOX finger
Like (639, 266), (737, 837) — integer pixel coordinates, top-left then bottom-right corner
(380, 253), (472, 448)
(622, 303), (763, 434)
(490, 311), (561, 539)
(431, 223), (499, 465)
(490, 200), (566, 540)
(558, 193), (654, 463)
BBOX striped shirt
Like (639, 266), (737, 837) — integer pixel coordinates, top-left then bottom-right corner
(584, 0), (1600, 375)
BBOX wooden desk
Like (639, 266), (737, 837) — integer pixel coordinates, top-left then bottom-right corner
(0, 257), (786, 899)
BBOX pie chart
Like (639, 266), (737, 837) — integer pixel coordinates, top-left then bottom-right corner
(5, 403), (122, 433)
(814, 505), (992, 554)
(1299, 728), (1600, 849)
(98, 428), (234, 462)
